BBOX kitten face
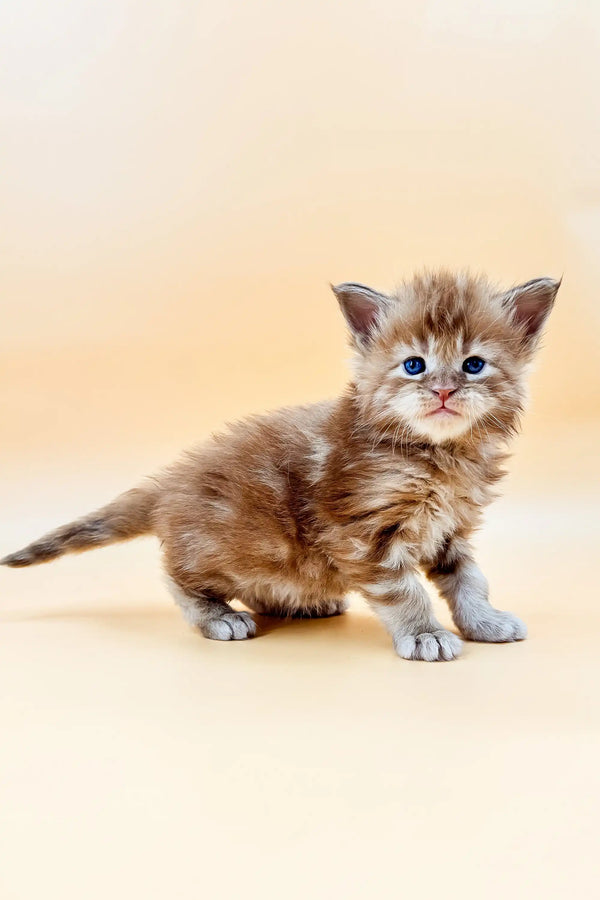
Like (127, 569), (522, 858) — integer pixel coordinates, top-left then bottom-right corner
(333, 272), (559, 445)
(379, 337), (510, 443)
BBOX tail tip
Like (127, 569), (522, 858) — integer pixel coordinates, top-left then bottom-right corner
(0, 551), (33, 568)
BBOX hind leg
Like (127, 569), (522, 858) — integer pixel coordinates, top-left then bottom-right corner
(166, 577), (256, 641)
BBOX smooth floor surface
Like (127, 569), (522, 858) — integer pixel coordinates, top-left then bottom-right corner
(1, 475), (598, 900)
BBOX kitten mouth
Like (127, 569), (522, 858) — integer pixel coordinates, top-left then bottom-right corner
(426, 406), (460, 417)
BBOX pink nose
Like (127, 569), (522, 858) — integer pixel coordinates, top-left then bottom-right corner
(433, 388), (456, 404)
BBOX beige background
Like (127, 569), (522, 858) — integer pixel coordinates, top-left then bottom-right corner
(1, 2), (599, 898)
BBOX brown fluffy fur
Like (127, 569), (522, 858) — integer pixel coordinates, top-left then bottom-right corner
(1, 270), (560, 660)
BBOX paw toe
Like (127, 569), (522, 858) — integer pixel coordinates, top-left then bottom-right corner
(202, 612), (256, 641)
(415, 633), (439, 661)
(435, 629), (463, 660)
(394, 629), (462, 662)
(202, 619), (234, 640)
(461, 611), (527, 643)
(512, 618), (528, 641)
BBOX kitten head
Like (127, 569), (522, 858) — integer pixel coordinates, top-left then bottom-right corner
(333, 271), (560, 445)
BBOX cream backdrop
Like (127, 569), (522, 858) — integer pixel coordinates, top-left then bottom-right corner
(1, 2), (599, 899)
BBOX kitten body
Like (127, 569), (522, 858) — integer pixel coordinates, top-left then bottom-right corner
(1, 271), (559, 660)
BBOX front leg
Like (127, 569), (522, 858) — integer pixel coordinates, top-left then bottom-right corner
(361, 571), (463, 661)
(426, 538), (527, 643)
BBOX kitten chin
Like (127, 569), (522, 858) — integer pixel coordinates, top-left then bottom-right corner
(1, 270), (559, 661)
(411, 411), (473, 444)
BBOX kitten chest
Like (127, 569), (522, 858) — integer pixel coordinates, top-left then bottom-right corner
(385, 465), (486, 565)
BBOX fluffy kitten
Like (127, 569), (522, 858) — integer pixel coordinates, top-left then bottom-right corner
(1, 270), (559, 661)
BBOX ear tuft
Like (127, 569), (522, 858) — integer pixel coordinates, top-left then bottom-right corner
(331, 282), (390, 347)
(502, 277), (561, 344)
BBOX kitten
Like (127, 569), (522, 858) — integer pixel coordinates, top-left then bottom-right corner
(1, 270), (559, 661)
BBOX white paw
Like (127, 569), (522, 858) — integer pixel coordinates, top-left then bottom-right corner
(393, 629), (463, 661)
(458, 609), (527, 643)
(201, 611), (256, 641)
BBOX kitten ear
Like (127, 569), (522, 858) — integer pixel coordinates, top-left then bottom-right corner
(501, 277), (561, 344)
(331, 282), (390, 347)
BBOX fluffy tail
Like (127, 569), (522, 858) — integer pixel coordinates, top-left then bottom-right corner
(0, 483), (159, 568)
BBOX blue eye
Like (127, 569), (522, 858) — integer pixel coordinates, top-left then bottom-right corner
(463, 356), (486, 374)
(403, 357), (426, 376)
